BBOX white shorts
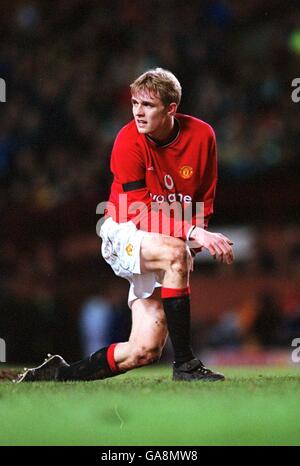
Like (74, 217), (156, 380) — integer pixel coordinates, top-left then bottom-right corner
(100, 217), (162, 308)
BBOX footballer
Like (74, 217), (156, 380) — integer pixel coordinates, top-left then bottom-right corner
(16, 68), (234, 383)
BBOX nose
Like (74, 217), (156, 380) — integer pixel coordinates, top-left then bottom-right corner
(136, 104), (144, 116)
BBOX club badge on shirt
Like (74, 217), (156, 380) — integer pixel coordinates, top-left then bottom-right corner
(179, 166), (193, 179)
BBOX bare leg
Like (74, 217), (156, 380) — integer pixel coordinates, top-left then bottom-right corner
(114, 288), (168, 371)
(140, 233), (193, 287)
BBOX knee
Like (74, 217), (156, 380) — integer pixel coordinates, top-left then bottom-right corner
(130, 345), (162, 368)
(166, 240), (190, 275)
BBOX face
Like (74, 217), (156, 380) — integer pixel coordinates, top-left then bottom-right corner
(131, 89), (176, 140)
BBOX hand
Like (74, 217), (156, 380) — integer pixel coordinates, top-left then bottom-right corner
(190, 227), (234, 264)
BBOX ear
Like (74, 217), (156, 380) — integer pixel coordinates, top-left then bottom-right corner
(167, 102), (177, 116)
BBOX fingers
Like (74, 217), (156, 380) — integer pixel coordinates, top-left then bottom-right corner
(219, 233), (234, 246)
(219, 245), (234, 264)
(213, 250), (234, 264)
(228, 248), (234, 263)
(210, 238), (234, 264)
(203, 231), (234, 265)
(208, 244), (216, 256)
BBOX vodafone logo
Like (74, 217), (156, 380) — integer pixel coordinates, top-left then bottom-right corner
(152, 173), (191, 203)
(164, 174), (174, 190)
(151, 193), (192, 203)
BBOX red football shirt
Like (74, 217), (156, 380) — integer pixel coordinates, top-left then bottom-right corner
(107, 113), (217, 240)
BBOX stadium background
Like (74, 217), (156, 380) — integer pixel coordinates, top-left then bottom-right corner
(0, 0), (299, 365)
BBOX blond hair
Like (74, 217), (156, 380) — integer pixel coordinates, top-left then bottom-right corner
(130, 68), (182, 107)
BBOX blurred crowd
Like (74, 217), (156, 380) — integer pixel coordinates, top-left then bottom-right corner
(1, 1), (300, 363)
(0, 0), (300, 210)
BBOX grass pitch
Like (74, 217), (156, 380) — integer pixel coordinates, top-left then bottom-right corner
(0, 365), (299, 446)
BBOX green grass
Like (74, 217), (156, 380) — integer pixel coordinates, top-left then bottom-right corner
(0, 365), (300, 446)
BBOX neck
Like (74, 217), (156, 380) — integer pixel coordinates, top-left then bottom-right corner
(148, 117), (177, 145)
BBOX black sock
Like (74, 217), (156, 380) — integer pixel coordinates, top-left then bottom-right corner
(162, 287), (195, 366)
(57, 345), (120, 381)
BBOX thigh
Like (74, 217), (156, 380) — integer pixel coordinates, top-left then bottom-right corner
(129, 289), (168, 350)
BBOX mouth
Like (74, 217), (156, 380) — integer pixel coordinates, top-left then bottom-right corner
(136, 119), (147, 127)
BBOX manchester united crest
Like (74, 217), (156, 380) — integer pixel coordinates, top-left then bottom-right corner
(179, 166), (193, 179)
(126, 243), (134, 256)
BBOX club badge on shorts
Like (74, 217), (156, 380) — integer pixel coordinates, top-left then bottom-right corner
(126, 243), (134, 256)
(179, 165), (193, 179)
